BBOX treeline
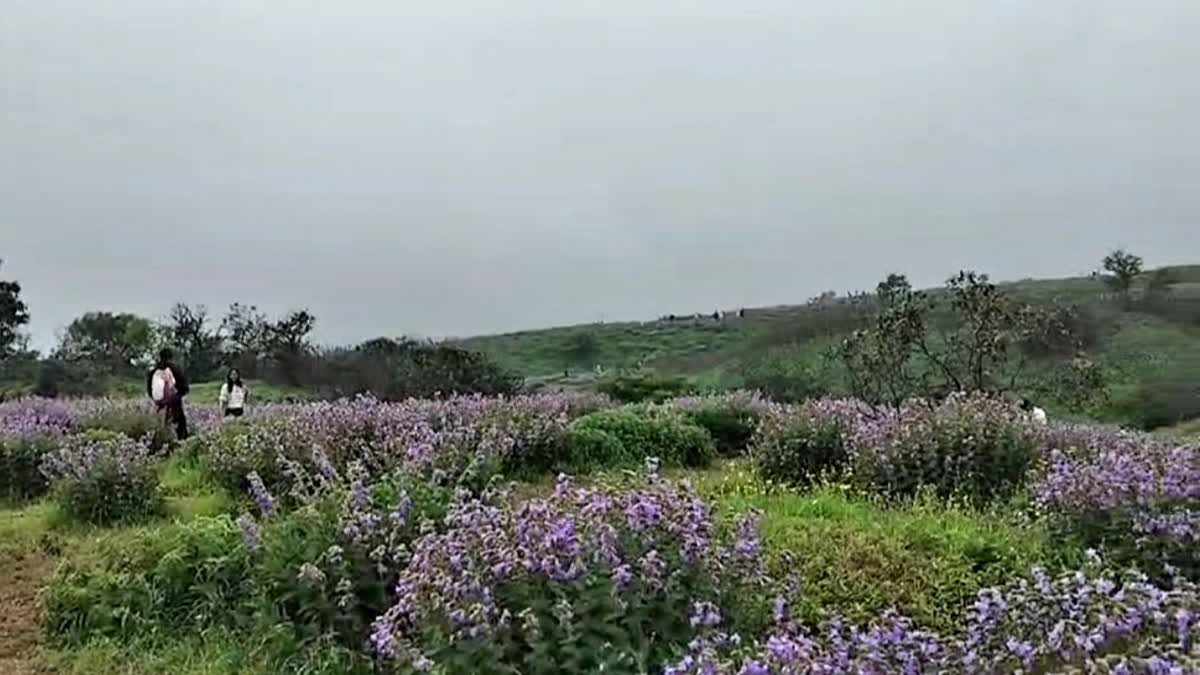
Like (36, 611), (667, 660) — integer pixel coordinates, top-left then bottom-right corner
(0, 268), (520, 400)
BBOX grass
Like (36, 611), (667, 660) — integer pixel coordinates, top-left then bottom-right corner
(684, 461), (1074, 632)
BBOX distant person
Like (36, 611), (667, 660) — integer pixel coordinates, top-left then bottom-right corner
(1021, 398), (1048, 425)
(147, 348), (190, 440)
(218, 368), (249, 418)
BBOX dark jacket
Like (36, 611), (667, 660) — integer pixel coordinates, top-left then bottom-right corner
(146, 363), (190, 401)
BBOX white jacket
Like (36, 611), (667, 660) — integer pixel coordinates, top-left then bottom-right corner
(219, 383), (247, 410)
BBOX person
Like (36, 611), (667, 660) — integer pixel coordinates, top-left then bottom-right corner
(1020, 398), (1048, 425)
(218, 368), (249, 418)
(147, 348), (190, 440)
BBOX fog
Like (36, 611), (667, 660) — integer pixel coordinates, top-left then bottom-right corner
(3, 0), (1198, 350)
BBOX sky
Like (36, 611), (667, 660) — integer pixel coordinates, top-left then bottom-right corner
(3, 0), (1199, 352)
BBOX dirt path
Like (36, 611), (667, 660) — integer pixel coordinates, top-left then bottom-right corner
(0, 552), (55, 674)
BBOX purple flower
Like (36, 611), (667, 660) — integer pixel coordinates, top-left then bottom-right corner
(236, 513), (261, 551)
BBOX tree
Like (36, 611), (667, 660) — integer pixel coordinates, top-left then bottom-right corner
(1101, 249), (1143, 300)
(162, 303), (223, 379)
(264, 309), (316, 385)
(563, 331), (600, 368)
(220, 303), (271, 376)
(55, 311), (156, 373)
(0, 260), (31, 360)
(838, 270), (1102, 408)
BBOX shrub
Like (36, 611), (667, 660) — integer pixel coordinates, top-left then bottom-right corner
(0, 433), (58, 502)
(598, 371), (695, 404)
(851, 393), (1039, 504)
(1112, 379), (1200, 431)
(41, 430), (164, 524)
(43, 515), (253, 642)
(368, 474), (767, 674)
(561, 426), (628, 468)
(674, 391), (768, 456)
(569, 407), (716, 468)
(751, 400), (865, 486)
(1033, 429), (1200, 581)
(80, 405), (174, 451)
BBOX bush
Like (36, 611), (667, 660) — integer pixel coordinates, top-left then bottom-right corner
(751, 400), (861, 486)
(851, 394), (1039, 504)
(738, 344), (840, 403)
(561, 426), (629, 468)
(80, 405), (174, 451)
(41, 430), (164, 524)
(674, 392), (768, 456)
(568, 407), (716, 468)
(1111, 379), (1200, 431)
(0, 433), (58, 502)
(597, 371), (695, 404)
(43, 515), (253, 642)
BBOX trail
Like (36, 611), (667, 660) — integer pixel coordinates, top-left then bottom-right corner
(0, 552), (54, 674)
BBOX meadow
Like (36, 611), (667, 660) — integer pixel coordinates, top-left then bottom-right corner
(1, 390), (1197, 674)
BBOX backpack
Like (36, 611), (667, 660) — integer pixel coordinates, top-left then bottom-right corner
(151, 367), (177, 403)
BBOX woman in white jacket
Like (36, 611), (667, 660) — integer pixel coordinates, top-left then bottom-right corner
(218, 369), (249, 418)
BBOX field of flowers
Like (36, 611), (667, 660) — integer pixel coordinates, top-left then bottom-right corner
(1, 390), (1198, 674)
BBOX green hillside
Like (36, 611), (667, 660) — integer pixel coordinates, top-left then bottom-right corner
(459, 265), (1200, 424)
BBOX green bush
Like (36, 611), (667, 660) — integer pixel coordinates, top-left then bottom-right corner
(568, 407), (715, 468)
(43, 516), (253, 642)
(677, 393), (767, 456)
(1111, 379), (1200, 431)
(597, 371), (695, 404)
(81, 406), (174, 451)
(751, 402), (855, 486)
(0, 433), (57, 502)
(42, 430), (165, 525)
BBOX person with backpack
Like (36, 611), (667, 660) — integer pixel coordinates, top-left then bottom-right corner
(218, 368), (249, 418)
(147, 348), (190, 440)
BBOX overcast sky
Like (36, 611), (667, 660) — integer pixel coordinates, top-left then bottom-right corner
(3, 0), (1199, 351)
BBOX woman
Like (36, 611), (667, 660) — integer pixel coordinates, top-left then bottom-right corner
(218, 369), (249, 418)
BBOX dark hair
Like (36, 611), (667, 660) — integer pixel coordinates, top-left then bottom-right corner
(1019, 398), (1033, 411)
(226, 368), (243, 388)
(157, 348), (174, 365)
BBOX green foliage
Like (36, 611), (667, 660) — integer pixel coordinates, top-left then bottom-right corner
(0, 258), (31, 359)
(0, 432), (57, 502)
(679, 396), (766, 457)
(714, 487), (1071, 633)
(80, 407), (174, 451)
(597, 371), (695, 404)
(737, 342), (840, 403)
(568, 407), (715, 469)
(1101, 248), (1144, 297)
(52, 430), (166, 525)
(43, 516), (254, 643)
(1108, 379), (1200, 431)
(56, 311), (157, 374)
(311, 337), (523, 401)
(751, 407), (851, 486)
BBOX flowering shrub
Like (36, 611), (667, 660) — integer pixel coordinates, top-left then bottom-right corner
(850, 393), (1040, 503)
(568, 407), (716, 469)
(367, 473), (767, 674)
(667, 559), (1200, 673)
(0, 397), (78, 436)
(751, 399), (869, 486)
(0, 432), (58, 501)
(1033, 427), (1200, 579)
(673, 391), (769, 456)
(41, 430), (164, 523)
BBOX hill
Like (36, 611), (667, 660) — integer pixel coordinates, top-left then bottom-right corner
(459, 265), (1200, 425)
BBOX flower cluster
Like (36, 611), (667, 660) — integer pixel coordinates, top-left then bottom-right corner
(667, 562), (1200, 673)
(1033, 426), (1200, 577)
(367, 472), (767, 671)
(0, 397), (79, 436)
(39, 430), (163, 524)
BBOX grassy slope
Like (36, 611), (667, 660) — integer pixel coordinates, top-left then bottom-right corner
(461, 265), (1200, 380)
